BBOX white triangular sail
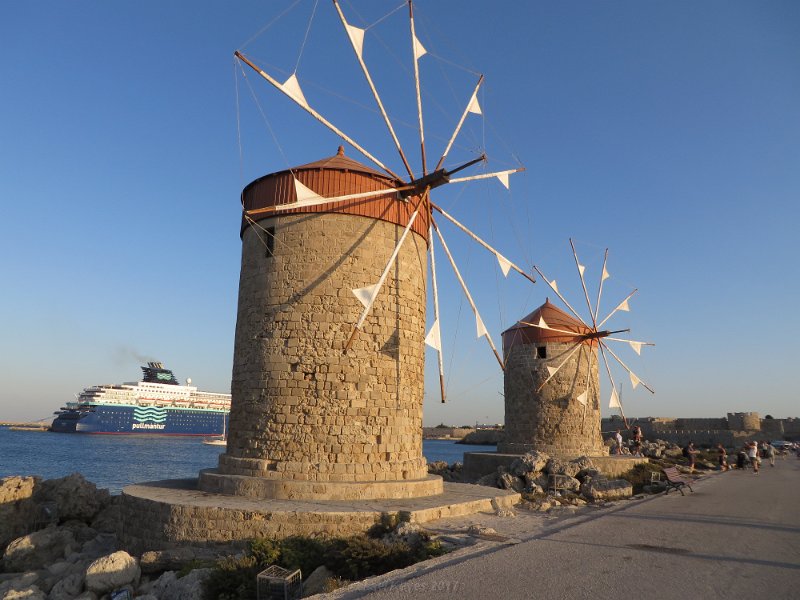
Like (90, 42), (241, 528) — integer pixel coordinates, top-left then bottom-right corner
(577, 390), (588, 406)
(578, 263), (586, 277)
(629, 371), (641, 390)
(628, 341), (643, 355)
(467, 95), (482, 115)
(352, 284), (379, 309)
(496, 172), (510, 189)
(280, 73), (308, 108)
(609, 388), (621, 409)
(538, 316), (549, 329)
(549, 279), (559, 294)
(546, 365), (559, 378)
(412, 34), (427, 61)
(425, 318), (442, 351)
(293, 178), (323, 204)
(597, 289), (638, 329)
(602, 266), (610, 281)
(496, 253), (513, 277)
(475, 313), (488, 339)
(345, 23), (365, 60)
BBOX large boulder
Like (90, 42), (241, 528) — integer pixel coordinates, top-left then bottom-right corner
(84, 551), (140, 595)
(2, 527), (76, 572)
(0, 476), (41, 553)
(34, 474), (110, 524)
(497, 470), (525, 492)
(544, 458), (581, 478)
(509, 451), (549, 476)
(580, 479), (633, 501)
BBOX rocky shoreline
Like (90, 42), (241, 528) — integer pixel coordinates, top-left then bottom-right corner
(0, 474), (220, 600)
(1, 440), (703, 599)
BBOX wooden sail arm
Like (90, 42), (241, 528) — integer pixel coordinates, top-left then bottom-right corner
(234, 50), (403, 182)
(434, 74), (484, 172)
(570, 238), (599, 329)
(433, 221), (505, 371)
(332, 0), (415, 180)
(430, 202), (536, 285)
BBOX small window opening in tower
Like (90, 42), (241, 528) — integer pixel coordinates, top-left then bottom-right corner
(536, 346), (547, 359)
(265, 226), (275, 257)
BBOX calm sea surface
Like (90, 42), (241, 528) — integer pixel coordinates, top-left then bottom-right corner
(0, 428), (490, 493)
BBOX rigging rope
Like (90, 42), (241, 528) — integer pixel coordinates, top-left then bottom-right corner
(294, 0), (320, 74)
(238, 0), (304, 50)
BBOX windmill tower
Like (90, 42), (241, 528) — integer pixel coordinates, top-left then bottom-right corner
(496, 240), (654, 459)
(200, 147), (440, 499)
(499, 300), (606, 457)
(199, 1), (530, 501)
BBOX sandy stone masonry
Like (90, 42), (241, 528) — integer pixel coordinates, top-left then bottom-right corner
(499, 340), (607, 457)
(199, 211), (440, 499)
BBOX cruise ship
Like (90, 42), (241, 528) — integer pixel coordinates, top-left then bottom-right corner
(50, 362), (230, 435)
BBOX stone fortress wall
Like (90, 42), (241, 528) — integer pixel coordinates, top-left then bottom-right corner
(601, 412), (800, 446)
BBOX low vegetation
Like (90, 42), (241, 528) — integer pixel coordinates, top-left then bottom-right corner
(203, 517), (447, 600)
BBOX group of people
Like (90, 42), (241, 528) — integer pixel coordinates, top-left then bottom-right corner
(723, 440), (777, 473)
(614, 429), (782, 474)
(614, 425), (644, 456)
(686, 440), (777, 474)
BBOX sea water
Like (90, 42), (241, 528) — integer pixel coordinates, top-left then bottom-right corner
(0, 428), (491, 493)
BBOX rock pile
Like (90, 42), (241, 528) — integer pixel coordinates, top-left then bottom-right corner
(426, 461), (464, 482)
(0, 474), (216, 600)
(470, 450), (634, 507)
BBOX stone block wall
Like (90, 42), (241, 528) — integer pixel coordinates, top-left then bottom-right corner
(727, 412), (760, 431)
(499, 341), (607, 457)
(220, 212), (429, 484)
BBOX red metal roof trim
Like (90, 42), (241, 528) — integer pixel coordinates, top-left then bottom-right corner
(240, 148), (429, 240)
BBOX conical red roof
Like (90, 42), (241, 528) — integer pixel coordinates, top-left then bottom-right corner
(240, 146), (429, 239)
(292, 146), (388, 178)
(502, 299), (594, 353)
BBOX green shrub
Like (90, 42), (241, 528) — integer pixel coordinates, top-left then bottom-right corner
(278, 535), (326, 575)
(203, 554), (259, 600)
(203, 527), (450, 599)
(324, 535), (417, 580)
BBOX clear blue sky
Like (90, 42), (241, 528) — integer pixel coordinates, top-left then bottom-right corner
(1, 1), (798, 426)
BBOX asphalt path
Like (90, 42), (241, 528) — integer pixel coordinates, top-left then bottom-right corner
(334, 455), (800, 600)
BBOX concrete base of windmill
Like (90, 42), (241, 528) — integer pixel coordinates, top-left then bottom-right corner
(462, 451), (648, 482)
(119, 477), (519, 554)
(197, 468), (444, 501)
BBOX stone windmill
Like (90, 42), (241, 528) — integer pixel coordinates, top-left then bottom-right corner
(498, 240), (654, 458)
(201, 0), (532, 501)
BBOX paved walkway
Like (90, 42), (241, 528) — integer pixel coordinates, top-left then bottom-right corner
(327, 456), (800, 599)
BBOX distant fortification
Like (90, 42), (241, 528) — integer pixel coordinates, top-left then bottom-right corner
(601, 412), (800, 446)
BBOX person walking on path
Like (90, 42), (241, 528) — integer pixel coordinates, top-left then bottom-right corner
(615, 430), (624, 455)
(763, 442), (776, 467)
(747, 441), (760, 474)
(716, 443), (728, 471)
